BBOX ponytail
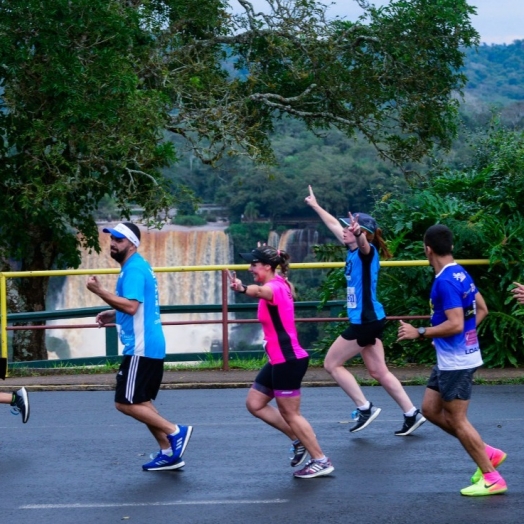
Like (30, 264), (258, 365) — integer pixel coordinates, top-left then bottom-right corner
(366, 228), (392, 260)
(277, 251), (296, 299)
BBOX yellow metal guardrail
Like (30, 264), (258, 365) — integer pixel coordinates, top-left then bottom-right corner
(0, 259), (490, 369)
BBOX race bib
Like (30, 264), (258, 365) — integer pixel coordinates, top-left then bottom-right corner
(347, 287), (357, 309)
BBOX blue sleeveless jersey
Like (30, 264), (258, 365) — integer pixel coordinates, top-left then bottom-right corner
(115, 253), (165, 359)
(344, 245), (385, 324)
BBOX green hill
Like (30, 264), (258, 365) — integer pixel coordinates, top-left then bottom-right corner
(463, 40), (524, 106)
(158, 41), (524, 224)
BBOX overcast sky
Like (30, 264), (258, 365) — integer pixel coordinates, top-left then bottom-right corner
(230, 1), (523, 45)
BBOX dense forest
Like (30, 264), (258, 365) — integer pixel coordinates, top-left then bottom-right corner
(463, 40), (524, 105)
(160, 40), (524, 364)
(153, 40), (524, 228)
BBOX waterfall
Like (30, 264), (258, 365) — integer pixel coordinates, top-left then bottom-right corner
(48, 225), (232, 359)
(272, 229), (319, 263)
(267, 231), (280, 248)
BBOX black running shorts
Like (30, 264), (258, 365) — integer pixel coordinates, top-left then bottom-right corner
(115, 355), (164, 405)
(340, 318), (386, 347)
(252, 357), (309, 398)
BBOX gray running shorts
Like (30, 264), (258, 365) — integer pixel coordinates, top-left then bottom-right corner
(427, 365), (477, 401)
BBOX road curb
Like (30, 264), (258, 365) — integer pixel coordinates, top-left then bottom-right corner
(2, 376), (521, 392)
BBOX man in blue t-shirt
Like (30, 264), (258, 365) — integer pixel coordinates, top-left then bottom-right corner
(398, 225), (507, 496)
(87, 222), (192, 472)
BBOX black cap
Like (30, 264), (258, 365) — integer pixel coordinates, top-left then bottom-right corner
(239, 248), (274, 265)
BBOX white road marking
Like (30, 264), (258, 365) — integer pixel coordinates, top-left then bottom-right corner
(21, 499), (289, 510)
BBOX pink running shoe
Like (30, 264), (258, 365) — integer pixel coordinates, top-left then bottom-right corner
(293, 459), (334, 479)
(470, 448), (507, 484)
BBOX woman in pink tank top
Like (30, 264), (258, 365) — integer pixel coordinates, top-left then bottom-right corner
(228, 245), (334, 479)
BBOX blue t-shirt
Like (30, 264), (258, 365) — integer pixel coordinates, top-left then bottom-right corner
(344, 244), (385, 324)
(430, 263), (483, 370)
(115, 253), (165, 359)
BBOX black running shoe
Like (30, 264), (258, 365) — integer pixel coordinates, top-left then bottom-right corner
(394, 409), (426, 436)
(349, 403), (381, 433)
(10, 387), (30, 423)
(290, 440), (309, 467)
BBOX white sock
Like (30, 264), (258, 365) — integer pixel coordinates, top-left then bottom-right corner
(404, 407), (417, 417)
(170, 425), (180, 436)
(315, 456), (328, 463)
(358, 401), (370, 411)
(162, 447), (173, 456)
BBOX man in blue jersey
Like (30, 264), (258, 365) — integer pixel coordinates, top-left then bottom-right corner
(398, 224), (507, 496)
(87, 222), (192, 472)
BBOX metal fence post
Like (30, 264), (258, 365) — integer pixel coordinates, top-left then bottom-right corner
(0, 274), (8, 377)
(105, 326), (118, 357)
(221, 269), (229, 371)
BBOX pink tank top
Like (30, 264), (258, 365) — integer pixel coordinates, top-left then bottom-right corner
(257, 275), (309, 364)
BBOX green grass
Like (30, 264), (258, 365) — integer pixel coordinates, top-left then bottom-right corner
(6, 356), (322, 375)
(473, 376), (524, 386)
(7, 361), (121, 377)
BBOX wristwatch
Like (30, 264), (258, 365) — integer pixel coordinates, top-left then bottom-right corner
(417, 327), (426, 339)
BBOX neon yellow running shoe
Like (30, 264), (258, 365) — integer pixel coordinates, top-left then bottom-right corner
(461, 476), (507, 497)
(470, 450), (507, 484)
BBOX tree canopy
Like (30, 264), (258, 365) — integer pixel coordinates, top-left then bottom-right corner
(0, 0), (479, 360)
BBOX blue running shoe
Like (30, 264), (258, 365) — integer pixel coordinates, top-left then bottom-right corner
(168, 425), (193, 461)
(142, 453), (185, 471)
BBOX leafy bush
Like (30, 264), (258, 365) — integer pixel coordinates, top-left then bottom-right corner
(380, 126), (524, 367)
(314, 125), (524, 367)
(172, 214), (207, 226)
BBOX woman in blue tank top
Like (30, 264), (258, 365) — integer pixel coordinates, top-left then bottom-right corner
(306, 185), (425, 437)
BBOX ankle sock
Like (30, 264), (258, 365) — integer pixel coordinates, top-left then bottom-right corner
(483, 471), (502, 483)
(358, 402), (370, 411)
(404, 407), (417, 417)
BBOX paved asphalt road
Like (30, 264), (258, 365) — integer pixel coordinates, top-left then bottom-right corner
(1, 385), (523, 524)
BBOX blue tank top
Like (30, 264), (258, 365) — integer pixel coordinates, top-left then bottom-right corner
(344, 245), (385, 324)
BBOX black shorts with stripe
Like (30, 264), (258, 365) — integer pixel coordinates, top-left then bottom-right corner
(115, 355), (164, 405)
(253, 357), (309, 397)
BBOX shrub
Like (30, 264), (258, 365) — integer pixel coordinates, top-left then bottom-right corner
(172, 214), (207, 226)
